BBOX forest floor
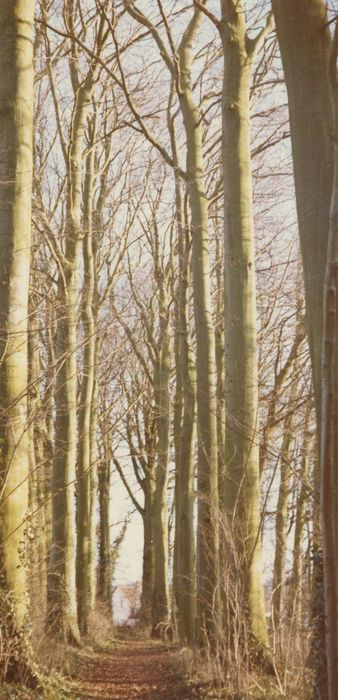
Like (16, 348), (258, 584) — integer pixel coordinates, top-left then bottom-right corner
(0, 636), (211, 700)
(61, 637), (216, 700)
(0, 626), (288, 700)
(67, 637), (206, 700)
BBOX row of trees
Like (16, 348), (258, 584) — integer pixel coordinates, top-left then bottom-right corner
(0, 1), (337, 698)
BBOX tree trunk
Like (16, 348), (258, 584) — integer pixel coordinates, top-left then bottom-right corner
(76, 125), (97, 635)
(152, 280), (171, 634)
(142, 482), (155, 623)
(272, 0), (332, 422)
(215, 230), (226, 500)
(178, 8), (219, 646)
(220, 0), (269, 651)
(28, 310), (48, 640)
(49, 76), (96, 644)
(88, 341), (99, 610)
(272, 3), (334, 693)
(172, 172), (196, 645)
(290, 401), (312, 652)
(139, 405), (156, 624)
(0, 0), (34, 636)
(97, 433), (112, 613)
(272, 382), (296, 641)
(319, 28), (338, 696)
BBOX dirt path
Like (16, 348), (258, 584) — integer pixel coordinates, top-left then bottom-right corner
(71, 640), (201, 700)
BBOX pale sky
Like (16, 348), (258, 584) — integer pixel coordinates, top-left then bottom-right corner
(110, 470), (144, 584)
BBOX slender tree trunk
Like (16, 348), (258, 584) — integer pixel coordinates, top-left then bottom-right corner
(49, 76), (96, 644)
(290, 402), (312, 651)
(172, 174), (196, 645)
(49, 274), (81, 642)
(178, 9), (219, 645)
(44, 306), (55, 562)
(215, 231), (226, 500)
(88, 339), (99, 610)
(76, 125), (97, 635)
(142, 481), (155, 623)
(220, 1), (269, 651)
(28, 310), (47, 640)
(152, 281), (171, 634)
(139, 408), (156, 623)
(97, 432), (112, 613)
(272, 382), (296, 640)
(175, 292), (196, 645)
(0, 0), (34, 638)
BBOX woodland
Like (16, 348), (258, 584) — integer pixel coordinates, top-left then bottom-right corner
(0, 1), (338, 699)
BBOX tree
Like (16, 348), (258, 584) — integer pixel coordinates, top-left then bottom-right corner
(0, 0), (34, 636)
(319, 19), (338, 699)
(172, 178), (197, 645)
(46, 5), (108, 642)
(123, 0), (219, 645)
(272, 0), (332, 420)
(113, 186), (173, 634)
(219, 0), (272, 652)
(272, 2), (334, 694)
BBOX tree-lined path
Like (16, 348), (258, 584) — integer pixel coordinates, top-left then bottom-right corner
(1, 2), (338, 699)
(70, 639), (201, 700)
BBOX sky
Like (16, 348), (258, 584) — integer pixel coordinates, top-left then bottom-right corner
(110, 469), (144, 584)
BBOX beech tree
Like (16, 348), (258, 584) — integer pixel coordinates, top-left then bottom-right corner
(319, 18), (338, 699)
(219, 0), (272, 652)
(0, 0), (34, 645)
(273, 2), (337, 695)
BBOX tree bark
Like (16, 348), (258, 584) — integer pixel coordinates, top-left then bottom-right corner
(272, 3), (335, 694)
(319, 26), (338, 697)
(76, 124), (97, 635)
(152, 276), (171, 634)
(220, 0), (270, 651)
(97, 428), (112, 613)
(272, 0), (333, 421)
(28, 309), (48, 640)
(142, 480), (155, 623)
(171, 150), (196, 644)
(178, 7), (219, 646)
(49, 73), (96, 644)
(272, 380), (297, 641)
(290, 401), (312, 652)
(0, 0), (34, 632)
